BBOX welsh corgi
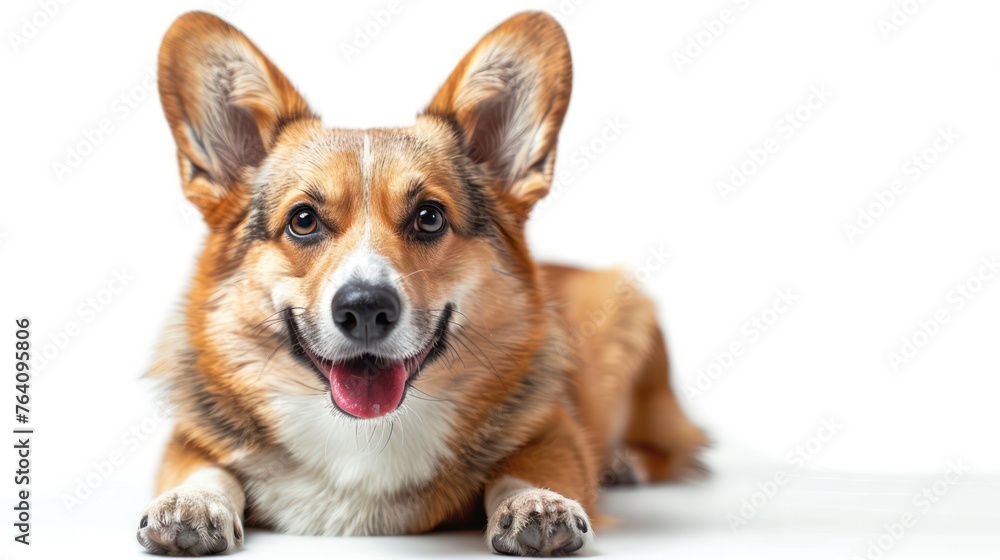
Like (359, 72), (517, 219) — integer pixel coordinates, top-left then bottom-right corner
(138, 10), (706, 556)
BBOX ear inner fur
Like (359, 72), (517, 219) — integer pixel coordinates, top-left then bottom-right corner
(158, 11), (315, 220)
(425, 11), (572, 213)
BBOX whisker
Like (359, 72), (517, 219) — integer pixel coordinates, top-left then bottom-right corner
(402, 402), (425, 426)
(251, 307), (306, 332)
(251, 313), (301, 334)
(408, 385), (451, 403)
(441, 339), (466, 370)
(396, 416), (405, 444)
(377, 421), (394, 455)
(447, 319), (517, 363)
(257, 336), (290, 381)
(282, 374), (326, 396)
(456, 329), (508, 390)
(434, 307), (493, 336)
(396, 269), (430, 284)
(450, 331), (507, 390)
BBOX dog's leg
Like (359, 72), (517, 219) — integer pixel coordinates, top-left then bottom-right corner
(539, 265), (707, 484)
(484, 408), (597, 557)
(137, 432), (245, 555)
(623, 324), (708, 482)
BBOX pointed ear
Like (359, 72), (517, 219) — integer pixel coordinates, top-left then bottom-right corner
(425, 12), (572, 213)
(158, 12), (314, 220)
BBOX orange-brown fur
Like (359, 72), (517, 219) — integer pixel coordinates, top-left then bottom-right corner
(141, 10), (705, 556)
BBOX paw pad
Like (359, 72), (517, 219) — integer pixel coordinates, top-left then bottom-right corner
(488, 488), (593, 556)
(136, 487), (243, 556)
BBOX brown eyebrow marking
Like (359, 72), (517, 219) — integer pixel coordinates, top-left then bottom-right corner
(295, 182), (327, 205)
(406, 180), (425, 201)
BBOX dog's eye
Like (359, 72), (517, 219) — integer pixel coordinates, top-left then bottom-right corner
(288, 208), (318, 237)
(414, 204), (446, 235)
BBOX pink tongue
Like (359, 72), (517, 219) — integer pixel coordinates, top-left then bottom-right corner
(327, 361), (407, 419)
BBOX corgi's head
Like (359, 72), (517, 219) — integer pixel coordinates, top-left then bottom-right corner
(158, 12), (571, 421)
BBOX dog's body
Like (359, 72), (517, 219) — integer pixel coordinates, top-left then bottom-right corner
(139, 11), (705, 556)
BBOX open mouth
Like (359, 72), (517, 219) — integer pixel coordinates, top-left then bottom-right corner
(287, 304), (452, 419)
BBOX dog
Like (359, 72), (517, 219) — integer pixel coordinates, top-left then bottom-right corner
(138, 10), (706, 556)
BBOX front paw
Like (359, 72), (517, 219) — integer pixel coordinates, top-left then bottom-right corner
(137, 487), (243, 556)
(488, 488), (593, 556)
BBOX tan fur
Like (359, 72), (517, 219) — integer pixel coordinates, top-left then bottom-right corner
(141, 10), (705, 557)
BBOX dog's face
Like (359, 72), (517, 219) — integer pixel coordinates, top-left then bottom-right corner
(247, 123), (494, 419)
(158, 13), (571, 420)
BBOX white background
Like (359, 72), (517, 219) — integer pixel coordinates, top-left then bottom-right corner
(2, 0), (998, 558)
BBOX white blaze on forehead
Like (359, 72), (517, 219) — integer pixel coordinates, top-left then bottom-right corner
(361, 130), (373, 243)
(322, 132), (397, 311)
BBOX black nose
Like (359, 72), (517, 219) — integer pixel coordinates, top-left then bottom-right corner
(331, 282), (401, 344)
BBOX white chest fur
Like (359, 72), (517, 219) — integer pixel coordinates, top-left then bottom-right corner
(233, 392), (456, 535)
